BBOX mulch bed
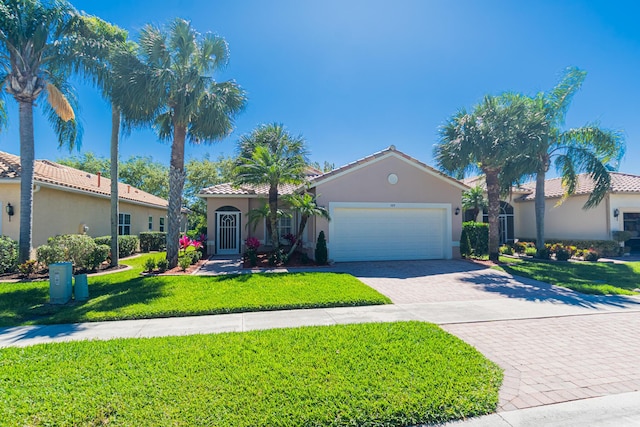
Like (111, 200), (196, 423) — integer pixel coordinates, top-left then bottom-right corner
(243, 251), (321, 269)
(0, 263), (127, 282)
(156, 258), (208, 275)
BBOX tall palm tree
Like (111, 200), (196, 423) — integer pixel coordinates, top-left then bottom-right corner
(283, 192), (330, 258)
(0, 0), (83, 262)
(75, 16), (146, 267)
(435, 93), (545, 261)
(234, 123), (308, 249)
(462, 185), (487, 221)
(115, 18), (246, 267)
(513, 67), (625, 249)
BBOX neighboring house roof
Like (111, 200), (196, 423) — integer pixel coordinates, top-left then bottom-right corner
(199, 146), (467, 197)
(517, 172), (640, 201)
(0, 150), (168, 208)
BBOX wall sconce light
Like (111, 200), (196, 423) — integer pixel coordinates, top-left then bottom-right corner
(455, 207), (460, 216)
(5, 203), (14, 221)
(614, 208), (620, 219)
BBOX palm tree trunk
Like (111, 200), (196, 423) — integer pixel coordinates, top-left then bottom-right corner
(167, 124), (187, 268)
(18, 101), (35, 263)
(269, 186), (279, 249)
(485, 169), (500, 262)
(110, 104), (120, 267)
(286, 215), (308, 259)
(535, 168), (546, 250)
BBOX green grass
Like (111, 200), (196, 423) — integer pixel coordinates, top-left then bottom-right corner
(0, 321), (502, 426)
(497, 256), (640, 295)
(0, 254), (390, 326)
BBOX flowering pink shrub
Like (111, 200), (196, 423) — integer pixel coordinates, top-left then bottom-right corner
(179, 235), (193, 250)
(245, 237), (260, 251)
(284, 233), (297, 245)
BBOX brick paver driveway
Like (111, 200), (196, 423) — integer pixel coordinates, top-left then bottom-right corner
(336, 259), (640, 411)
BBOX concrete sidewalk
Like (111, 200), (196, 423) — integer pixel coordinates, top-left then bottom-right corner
(436, 391), (640, 426)
(2, 296), (640, 348)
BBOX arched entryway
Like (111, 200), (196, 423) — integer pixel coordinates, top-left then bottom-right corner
(215, 206), (241, 255)
(483, 201), (514, 245)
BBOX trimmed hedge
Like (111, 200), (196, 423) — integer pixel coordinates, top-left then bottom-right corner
(460, 221), (489, 257)
(139, 232), (167, 252)
(0, 236), (18, 274)
(94, 235), (139, 258)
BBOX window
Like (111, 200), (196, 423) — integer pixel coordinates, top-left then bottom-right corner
(159, 217), (165, 232)
(119, 213), (131, 235)
(148, 216), (153, 231)
(265, 214), (294, 244)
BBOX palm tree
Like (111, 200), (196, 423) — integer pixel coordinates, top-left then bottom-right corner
(513, 67), (625, 249)
(75, 16), (135, 267)
(116, 18), (246, 267)
(462, 185), (487, 222)
(234, 123), (308, 249)
(0, 0), (83, 262)
(283, 192), (330, 258)
(435, 93), (545, 261)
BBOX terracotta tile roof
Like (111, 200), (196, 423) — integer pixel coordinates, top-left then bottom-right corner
(0, 150), (168, 208)
(308, 145), (467, 189)
(518, 172), (640, 201)
(200, 182), (300, 196)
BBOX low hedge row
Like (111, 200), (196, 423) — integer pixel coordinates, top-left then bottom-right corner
(139, 232), (166, 252)
(94, 235), (139, 258)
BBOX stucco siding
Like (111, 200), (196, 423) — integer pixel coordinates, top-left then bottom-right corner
(0, 183), (20, 241)
(515, 194), (608, 240)
(313, 155), (463, 258)
(610, 194), (640, 235)
(31, 186), (167, 247)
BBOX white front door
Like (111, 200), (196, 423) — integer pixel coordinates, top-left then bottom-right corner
(216, 212), (240, 255)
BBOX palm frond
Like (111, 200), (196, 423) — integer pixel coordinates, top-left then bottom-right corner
(545, 66), (586, 127)
(45, 83), (75, 121)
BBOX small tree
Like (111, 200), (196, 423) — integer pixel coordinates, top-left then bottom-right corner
(315, 231), (328, 265)
(283, 193), (330, 259)
(462, 186), (487, 221)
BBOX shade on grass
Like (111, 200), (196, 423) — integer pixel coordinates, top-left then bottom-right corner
(0, 254), (390, 326)
(498, 256), (640, 295)
(0, 322), (502, 426)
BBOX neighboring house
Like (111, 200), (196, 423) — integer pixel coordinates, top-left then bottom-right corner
(200, 146), (468, 261)
(463, 172), (640, 250)
(0, 150), (170, 250)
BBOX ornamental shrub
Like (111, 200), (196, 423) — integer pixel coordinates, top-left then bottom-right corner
(554, 246), (571, 261)
(94, 235), (139, 258)
(144, 257), (157, 273)
(524, 247), (537, 257)
(315, 231), (328, 265)
(460, 222), (489, 257)
(535, 247), (551, 260)
(139, 232), (167, 252)
(519, 238), (619, 258)
(17, 260), (37, 277)
(178, 255), (191, 272)
(499, 245), (514, 255)
(36, 235), (97, 271)
(157, 258), (169, 272)
(0, 236), (18, 274)
(87, 245), (110, 271)
(584, 249), (600, 262)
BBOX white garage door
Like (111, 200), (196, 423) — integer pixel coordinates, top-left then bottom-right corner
(329, 204), (449, 262)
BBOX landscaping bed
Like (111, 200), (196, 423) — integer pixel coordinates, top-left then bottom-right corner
(0, 322), (502, 426)
(243, 250), (323, 269)
(0, 253), (390, 327)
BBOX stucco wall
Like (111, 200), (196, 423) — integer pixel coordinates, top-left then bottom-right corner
(206, 197), (250, 252)
(515, 194), (609, 240)
(0, 183), (168, 248)
(0, 182), (20, 241)
(313, 154), (464, 258)
(610, 194), (640, 235)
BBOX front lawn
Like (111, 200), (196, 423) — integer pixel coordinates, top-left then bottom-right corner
(498, 256), (640, 295)
(0, 254), (390, 326)
(0, 322), (502, 426)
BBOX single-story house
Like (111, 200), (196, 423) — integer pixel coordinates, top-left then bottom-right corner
(200, 146), (468, 262)
(0, 150), (171, 250)
(464, 172), (640, 249)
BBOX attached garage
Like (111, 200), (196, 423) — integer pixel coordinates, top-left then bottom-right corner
(329, 202), (452, 262)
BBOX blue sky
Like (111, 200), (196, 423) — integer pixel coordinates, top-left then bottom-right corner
(1, 0), (639, 174)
